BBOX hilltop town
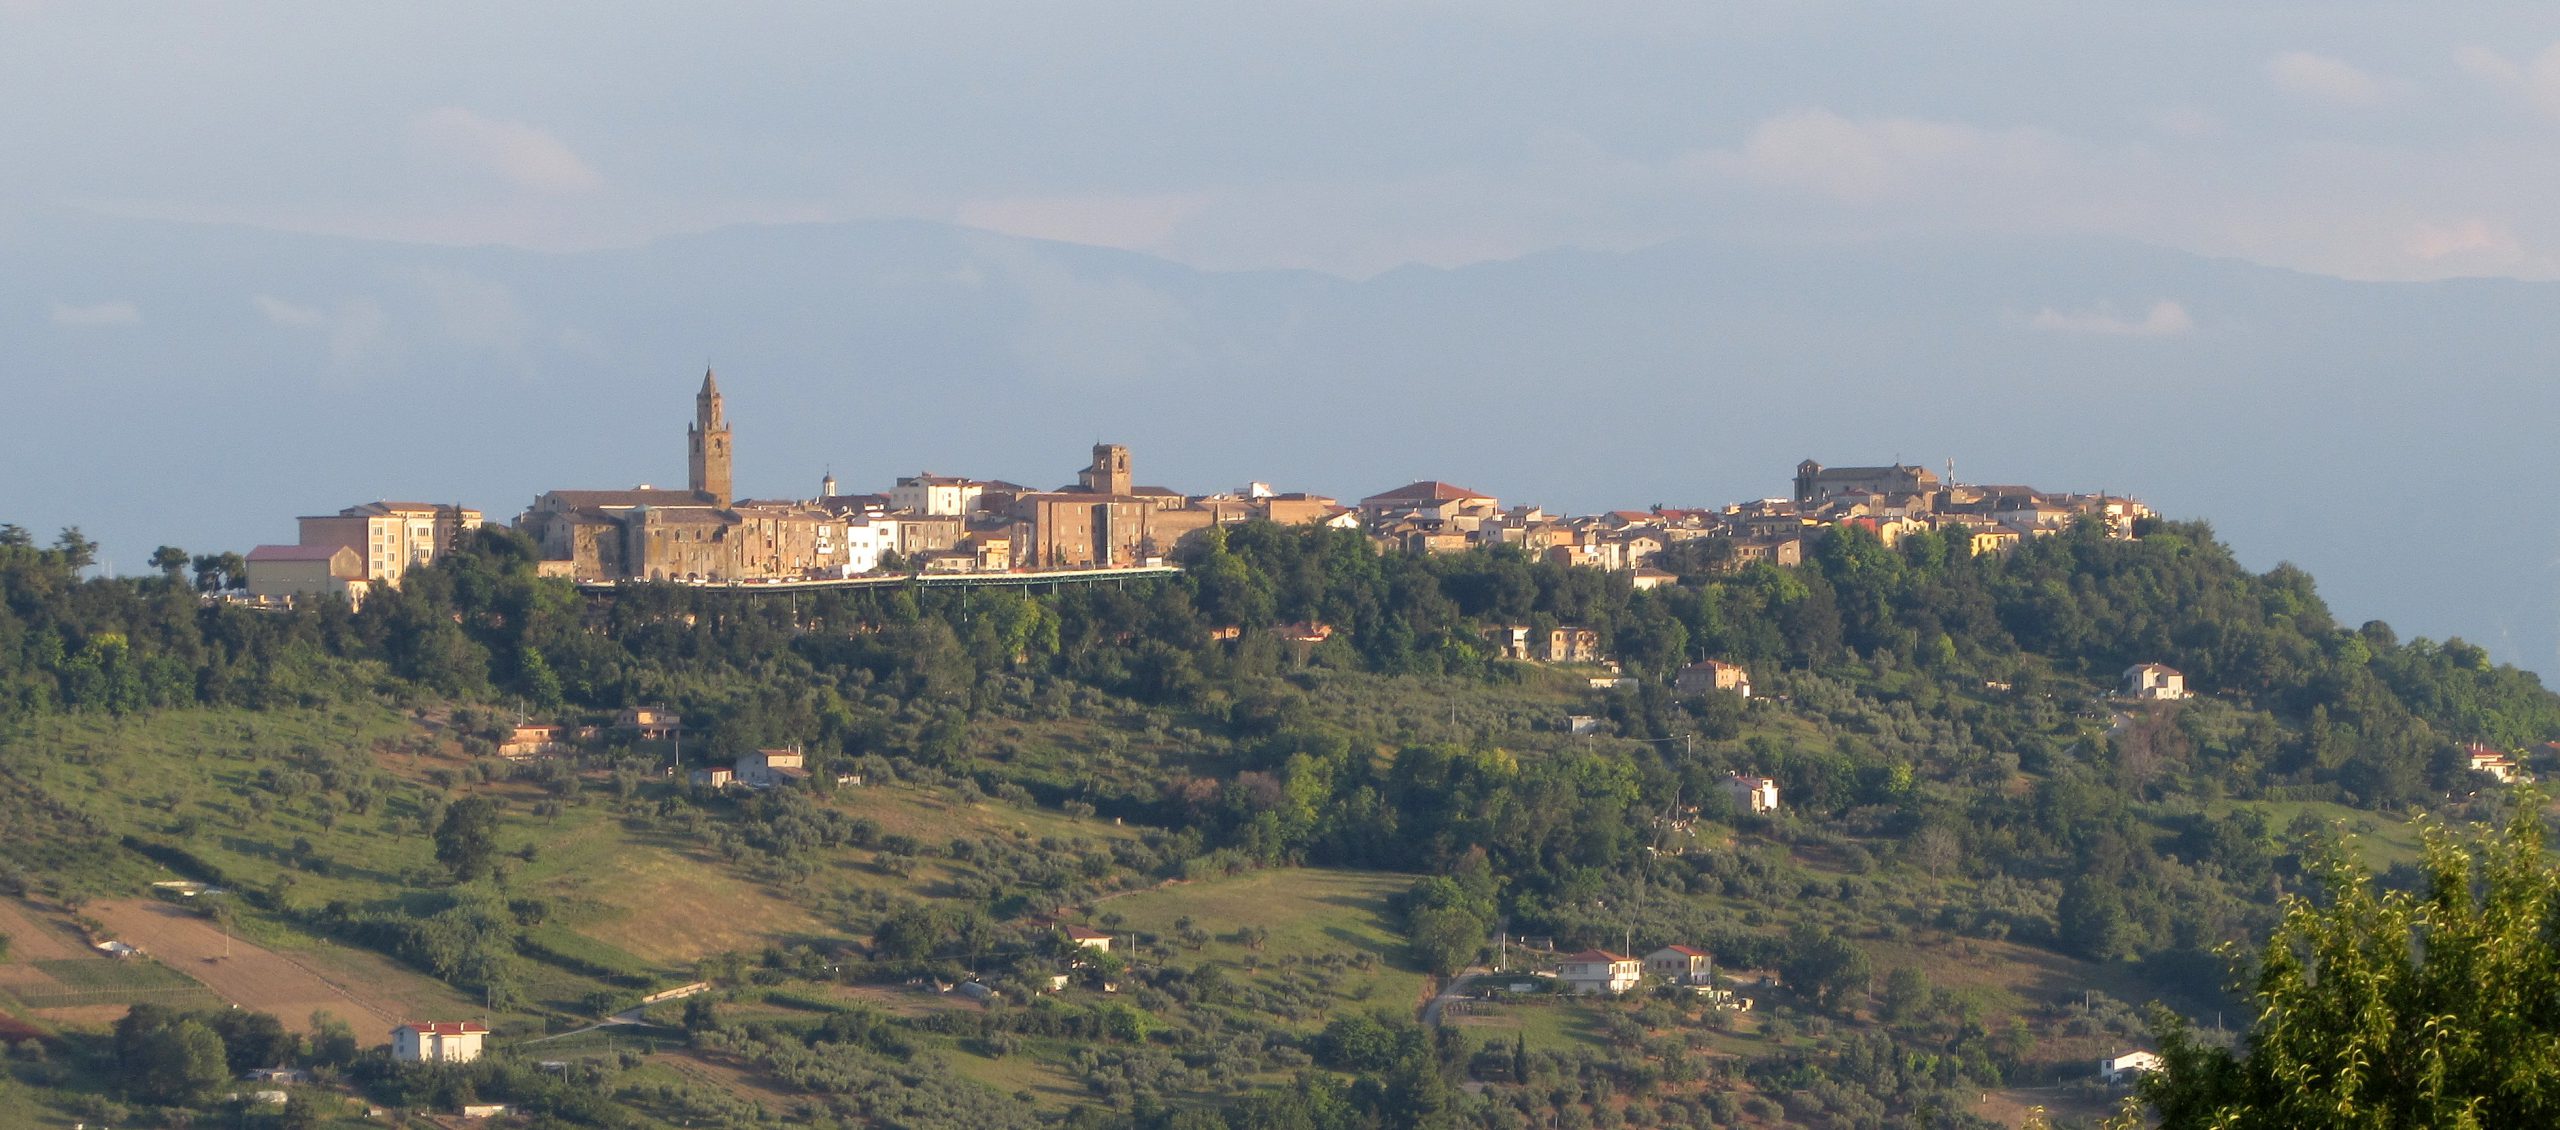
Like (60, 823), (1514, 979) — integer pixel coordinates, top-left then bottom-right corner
(238, 372), (2154, 604)
(11, 371), (2559, 1130)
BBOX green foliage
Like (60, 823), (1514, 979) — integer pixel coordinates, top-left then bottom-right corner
(1780, 921), (1872, 1015)
(2136, 791), (2560, 1128)
(6, 510), (2560, 1127)
(435, 795), (501, 882)
(112, 1005), (236, 1105)
(1400, 865), (1498, 976)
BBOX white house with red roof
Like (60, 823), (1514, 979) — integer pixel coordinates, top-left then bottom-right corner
(2464, 743), (2521, 784)
(1556, 949), (1642, 995)
(1063, 925), (1113, 953)
(1643, 945), (1713, 984)
(1726, 773), (1780, 815)
(391, 1021), (488, 1064)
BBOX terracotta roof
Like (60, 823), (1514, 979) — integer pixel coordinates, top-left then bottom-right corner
(1561, 949), (1632, 963)
(537, 488), (720, 510)
(1063, 925), (1112, 940)
(1655, 945), (1711, 958)
(361, 501), (477, 514)
(246, 544), (347, 562)
(395, 1021), (488, 1035)
(1361, 480), (1491, 504)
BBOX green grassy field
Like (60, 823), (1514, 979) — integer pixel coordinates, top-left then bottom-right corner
(1096, 867), (1430, 1030)
(1444, 996), (1611, 1054)
(5, 957), (222, 1010)
(0, 705), (1165, 1038)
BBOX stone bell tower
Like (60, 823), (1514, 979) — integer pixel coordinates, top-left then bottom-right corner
(688, 370), (733, 506)
(1081, 442), (1133, 497)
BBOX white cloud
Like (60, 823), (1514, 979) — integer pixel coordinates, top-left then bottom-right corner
(2405, 217), (2521, 262)
(48, 300), (139, 327)
(1708, 109), (2067, 205)
(2458, 43), (2560, 120)
(408, 107), (600, 194)
(253, 294), (325, 327)
(253, 294), (387, 365)
(2029, 300), (2193, 337)
(2266, 51), (2398, 107)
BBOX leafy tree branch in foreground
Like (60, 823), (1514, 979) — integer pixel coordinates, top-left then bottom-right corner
(2132, 789), (2560, 1129)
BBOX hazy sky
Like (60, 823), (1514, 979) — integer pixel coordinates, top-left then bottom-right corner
(10, 3), (2560, 280)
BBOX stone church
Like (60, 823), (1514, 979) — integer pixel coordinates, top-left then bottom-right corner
(520, 372), (841, 582)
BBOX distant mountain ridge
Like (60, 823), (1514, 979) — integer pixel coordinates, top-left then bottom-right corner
(5, 210), (2555, 674)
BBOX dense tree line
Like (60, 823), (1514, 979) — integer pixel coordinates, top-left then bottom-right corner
(10, 512), (2560, 1127)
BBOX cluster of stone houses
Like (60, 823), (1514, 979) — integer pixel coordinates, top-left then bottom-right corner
(237, 373), (2154, 602)
(511, 372), (1363, 583)
(1348, 460), (2151, 581)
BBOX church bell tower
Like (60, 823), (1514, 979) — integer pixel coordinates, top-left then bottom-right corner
(688, 370), (733, 506)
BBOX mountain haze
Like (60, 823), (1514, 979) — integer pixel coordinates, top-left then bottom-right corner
(7, 210), (2555, 674)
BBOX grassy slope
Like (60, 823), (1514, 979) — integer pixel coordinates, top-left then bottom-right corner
(0, 663), (2455, 1125)
(1098, 867), (1431, 1027)
(0, 706), (1150, 1030)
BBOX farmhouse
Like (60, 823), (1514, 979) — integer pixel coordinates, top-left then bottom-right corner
(391, 1021), (488, 1064)
(1556, 949), (1642, 995)
(736, 748), (808, 788)
(498, 723), (568, 760)
(2122, 663), (2188, 701)
(2466, 743), (2521, 784)
(1675, 660), (1752, 698)
(2100, 1050), (2162, 1085)
(1643, 945), (1713, 984)
(1064, 925), (1113, 953)
(1726, 774), (1780, 815)
(614, 705), (683, 740)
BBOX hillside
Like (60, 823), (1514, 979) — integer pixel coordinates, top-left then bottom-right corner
(9, 213), (2560, 683)
(0, 517), (2554, 1129)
